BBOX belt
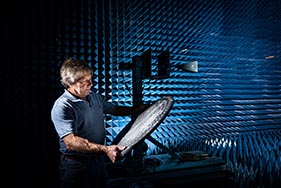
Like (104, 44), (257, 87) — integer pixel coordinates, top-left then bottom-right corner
(61, 153), (98, 162)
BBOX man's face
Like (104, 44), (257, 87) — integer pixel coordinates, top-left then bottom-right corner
(69, 73), (93, 99)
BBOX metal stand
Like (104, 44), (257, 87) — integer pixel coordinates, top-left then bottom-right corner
(118, 53), (182, 163)
(131, 55), (145, 163)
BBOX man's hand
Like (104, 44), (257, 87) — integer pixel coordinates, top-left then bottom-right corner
(105, 145), (127, 163)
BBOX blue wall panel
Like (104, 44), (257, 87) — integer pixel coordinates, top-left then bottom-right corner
(53, 0), (281, 187)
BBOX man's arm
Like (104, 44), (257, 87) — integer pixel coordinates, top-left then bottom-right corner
(109, 104), (150, 116)
(62, 133), (125, 163)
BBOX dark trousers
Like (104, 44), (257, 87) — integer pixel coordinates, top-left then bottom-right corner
(59, 154), (110, 188)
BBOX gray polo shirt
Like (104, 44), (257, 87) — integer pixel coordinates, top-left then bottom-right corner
(51, 89), (114, 154)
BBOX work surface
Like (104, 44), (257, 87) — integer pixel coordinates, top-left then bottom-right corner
(108, 151), (234, 188)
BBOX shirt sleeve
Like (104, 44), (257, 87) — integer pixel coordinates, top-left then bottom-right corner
(51, 98), (75, 138)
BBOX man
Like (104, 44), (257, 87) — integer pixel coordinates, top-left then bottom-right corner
(51, 58), (148, 188)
